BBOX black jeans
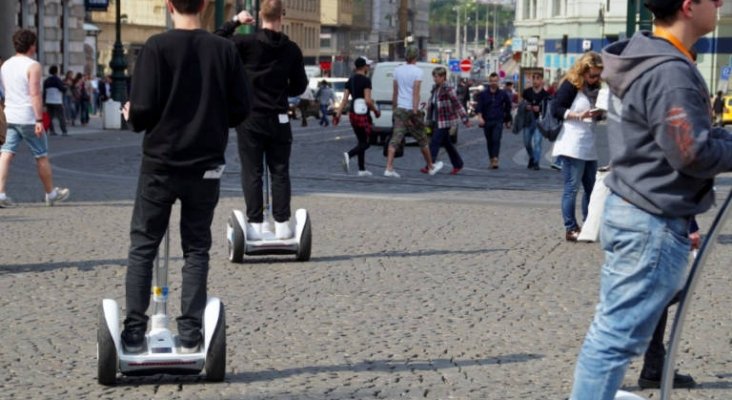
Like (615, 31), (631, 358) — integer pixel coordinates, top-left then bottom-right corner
(124, 172), (220, 344)
(46, 104), (66, 134)
(429, 126), (463, 169)
(482, 121), (503, 159)
(347, 123), (370, 171)
(643, 293), (681, 373)
(237, 115), (292, 223)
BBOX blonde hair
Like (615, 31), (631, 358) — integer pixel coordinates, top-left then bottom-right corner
(261, 0), (283, 22)
(562, 51), (603, 90)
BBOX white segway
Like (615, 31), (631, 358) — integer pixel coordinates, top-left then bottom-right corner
(97, 229), (226, 385)
(227, 158), (312, 262)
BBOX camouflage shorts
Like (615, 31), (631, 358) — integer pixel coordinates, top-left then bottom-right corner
(391, 108), (428, 148)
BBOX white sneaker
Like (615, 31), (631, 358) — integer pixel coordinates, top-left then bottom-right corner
(247, 222), (263, 241)
(428, 161), (444, 176)
(357, 170), (373, 177)
(342, 152), (350, 173)
(275, 220), (293, 239)
(0, 196), (14, 208)
(45, 187), (70, 206)
(383, 169), (400, 178)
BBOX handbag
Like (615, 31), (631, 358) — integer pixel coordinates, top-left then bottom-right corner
(537, 98), (562, 142)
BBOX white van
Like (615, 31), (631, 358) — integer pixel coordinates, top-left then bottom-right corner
(309, 77), (349, 113)
(370, 61), (457, 142)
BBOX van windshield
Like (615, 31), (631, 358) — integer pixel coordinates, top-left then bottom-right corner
(331, 81), (346, 92)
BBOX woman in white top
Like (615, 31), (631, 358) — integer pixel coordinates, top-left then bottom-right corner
(551, 52), (604, 242)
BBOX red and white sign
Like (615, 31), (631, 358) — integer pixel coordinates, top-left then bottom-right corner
(459, 59), (472, 72)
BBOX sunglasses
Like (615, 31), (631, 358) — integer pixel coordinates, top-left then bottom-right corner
(587, 72), (602, 79)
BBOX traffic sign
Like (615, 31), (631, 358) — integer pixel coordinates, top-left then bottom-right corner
(448, 59), (460, 73)
(460, 59), (472, 73)
(722, 66), (732, 81)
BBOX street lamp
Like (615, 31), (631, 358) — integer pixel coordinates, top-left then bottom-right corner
(109, 0), (127, 103)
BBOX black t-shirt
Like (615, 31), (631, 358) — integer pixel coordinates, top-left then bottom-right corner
(346, 73), (372, 110)
(522, 87), (551, 117)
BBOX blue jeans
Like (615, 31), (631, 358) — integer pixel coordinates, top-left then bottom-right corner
(319, 104), (329, 126)
(482, 121), (503, 159)
(571, 192), (691, 400)
(522, 123), (542, 167)
(429, 126), (463, 169)
(559, 155), (597, 231)
(1, 124), (49, 158)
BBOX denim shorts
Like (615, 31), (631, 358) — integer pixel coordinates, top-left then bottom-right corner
(1, 123), (48, 158)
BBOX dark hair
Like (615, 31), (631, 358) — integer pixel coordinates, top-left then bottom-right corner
(644, 0), (694, 22)
(504, 81), (513, 87)
(532, 72), (544, 79)
(170, 0), (203, 14)
(488, 72), (499, 79)
(49, 65), (58, 75)
(13, 29), (36, 54)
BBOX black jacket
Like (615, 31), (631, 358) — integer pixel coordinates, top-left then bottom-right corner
(128, 29), (250, 174)
(215, 21), (308, 117)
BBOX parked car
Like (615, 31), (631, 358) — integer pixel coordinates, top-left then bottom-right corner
(370, 61), (459, 144)
(723, 95), (732, 125)
(287, 89), (320, 123)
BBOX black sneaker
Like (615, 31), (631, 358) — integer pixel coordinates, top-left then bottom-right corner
(121, 329), (145, 353)
(638, 370), (696, 389)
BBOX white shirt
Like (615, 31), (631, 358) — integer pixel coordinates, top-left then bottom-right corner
(551, 90), (598, 161)
(1, 55), (39, 125)
(393, 63), (423, 110)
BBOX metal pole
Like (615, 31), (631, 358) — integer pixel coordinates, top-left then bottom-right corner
(463, 16), (468, 58)
(493, 3), (498, 52)
(215, 0), (224, 29)
(455, 7), (460, 60)
(474, 5), (479, 50)
(110, 0), (128, 107)
(626, 0), (637, 37)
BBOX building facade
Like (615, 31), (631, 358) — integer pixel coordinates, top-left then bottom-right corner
(514, 0), (732, 92)
(1, 0), (89, 77)
(282, 0), (321, 64)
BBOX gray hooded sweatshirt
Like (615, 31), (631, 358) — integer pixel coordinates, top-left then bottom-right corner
(602, 31), (732, 217)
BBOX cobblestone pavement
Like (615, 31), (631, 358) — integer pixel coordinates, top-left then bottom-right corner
(2, 116), (732, 399)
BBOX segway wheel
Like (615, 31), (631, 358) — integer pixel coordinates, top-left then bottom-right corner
(296, 214), (312, 262)
(227, 213), (244, 263)
(97, 304), (118, 385)
(205, 303), (226, 382)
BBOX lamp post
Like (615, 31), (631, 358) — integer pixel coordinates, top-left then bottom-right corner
(454, 6), (461, 60)
(109, 0), (127, 103)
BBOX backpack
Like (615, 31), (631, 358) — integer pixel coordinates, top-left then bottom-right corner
(537, 98), (562, 142)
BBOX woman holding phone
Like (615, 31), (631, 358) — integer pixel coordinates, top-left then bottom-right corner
(551, 51), (604, 242)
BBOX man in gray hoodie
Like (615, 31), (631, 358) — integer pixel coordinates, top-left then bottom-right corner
(570, 0), (730, 399)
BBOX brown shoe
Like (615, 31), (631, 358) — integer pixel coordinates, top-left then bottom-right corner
(490, 157), (499, 169)
(565, 227), (581, 242)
